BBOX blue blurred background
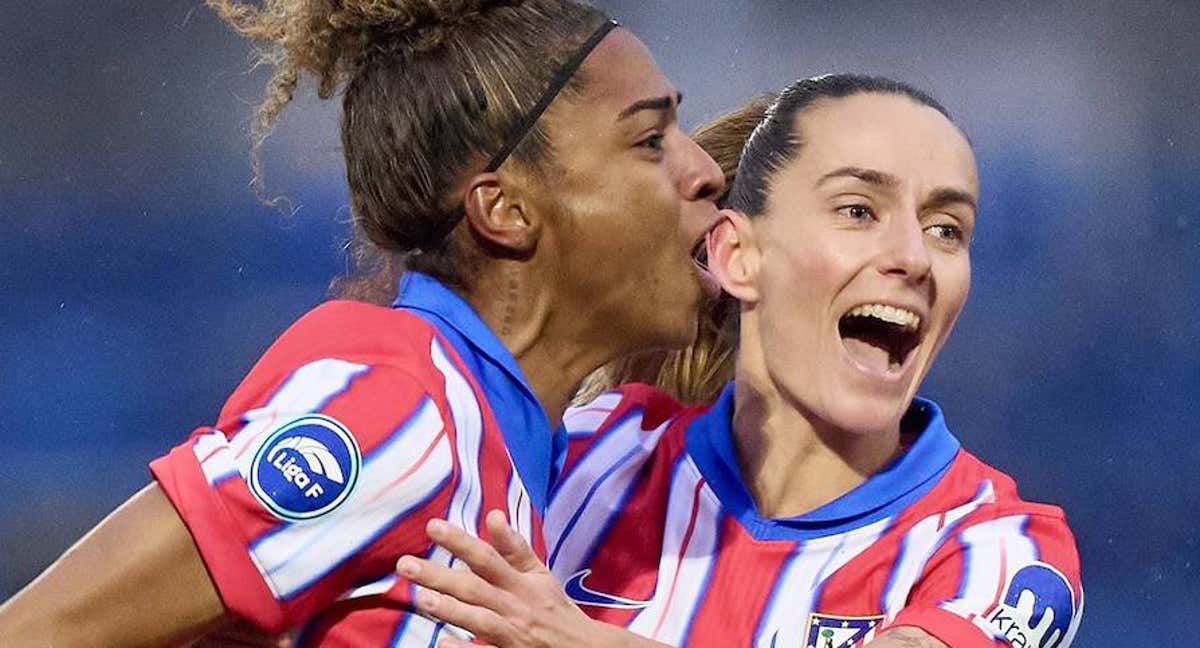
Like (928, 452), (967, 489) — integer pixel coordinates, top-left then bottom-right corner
(2, 1), (1197, 644)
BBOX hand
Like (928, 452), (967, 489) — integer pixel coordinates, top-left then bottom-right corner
(396, 510), (597, 648)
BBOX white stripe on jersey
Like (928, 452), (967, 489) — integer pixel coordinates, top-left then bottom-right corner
(250, 397), (452, 600)
(428, 337), (486, 538)
(626, 459), (720, 645)
(940, 514), (1037, 638)
(388, 613), (469, 648)
(881, 479), (997, 622)
(547, 412), (673, 577)
(562, 393), (623, 438)
(196, 359), (370, 485)
(193, 429), (236, 485)
(752, 516), (891, 648)
(393, 338), (487, 646)
(507, 469), (534, 547)
(339, 573), (398, 601)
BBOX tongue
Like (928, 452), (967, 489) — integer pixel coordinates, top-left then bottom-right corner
(842, 336), (893, 373)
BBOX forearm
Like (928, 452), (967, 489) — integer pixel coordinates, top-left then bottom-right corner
(0, 484), (226, 647)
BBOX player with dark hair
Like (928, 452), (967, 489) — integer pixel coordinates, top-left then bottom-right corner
(391, 75), (1084, 648)
(0, 1), (725, 645)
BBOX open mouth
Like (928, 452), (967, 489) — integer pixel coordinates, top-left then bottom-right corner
(837, 303), (923, 375)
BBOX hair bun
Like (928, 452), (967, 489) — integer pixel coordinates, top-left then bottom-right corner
(207, 1), (525, 100)
(329, 0), (523, 52)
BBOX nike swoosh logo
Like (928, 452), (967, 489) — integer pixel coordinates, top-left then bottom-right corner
(563, 569), (652, 610)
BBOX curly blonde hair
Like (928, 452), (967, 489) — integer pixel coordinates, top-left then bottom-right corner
(207, 0), (610, 295)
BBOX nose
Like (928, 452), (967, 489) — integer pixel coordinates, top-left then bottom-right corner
(679, 135), (725, 204)
(878, 213), (932, 283)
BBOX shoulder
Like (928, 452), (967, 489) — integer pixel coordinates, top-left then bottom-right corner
(941, 450), (1073, 525)
(907, 449), (1079, 566)
(890, 450), (1083, 647)
(252, 300), (447, 387)
(269, 300), (440, 367)
(214, 301), (448, 429)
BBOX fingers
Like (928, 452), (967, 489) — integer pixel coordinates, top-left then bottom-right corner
(425, 518), (519, 588)
(413, 589), (509, 645)
(438, 637), (496, 648)
(483, 510), (546, 574)
(397, 555), (500, 610)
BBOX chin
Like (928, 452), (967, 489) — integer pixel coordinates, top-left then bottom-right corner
(821, 392), (910, 438)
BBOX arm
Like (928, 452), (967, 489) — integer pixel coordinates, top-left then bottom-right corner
(398, 511), (670, 648)
(0, 484), (225, 648)
(884, 509), (1083, 648)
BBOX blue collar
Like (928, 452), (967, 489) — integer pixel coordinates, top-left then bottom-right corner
(685, 382), (960, 541)
(393, 272), (563, 514)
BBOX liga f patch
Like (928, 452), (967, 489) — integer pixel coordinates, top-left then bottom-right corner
(249, 414), (361, 522)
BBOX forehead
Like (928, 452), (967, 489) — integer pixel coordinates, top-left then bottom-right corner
(561, 29), (675, 123)
(784, 93), (978, 195)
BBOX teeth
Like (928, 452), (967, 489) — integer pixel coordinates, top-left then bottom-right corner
(846, 304), (921, 331)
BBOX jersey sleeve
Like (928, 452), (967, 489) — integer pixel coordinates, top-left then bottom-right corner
(150, 306), (457, 632)
(886, 508), (1084, 648)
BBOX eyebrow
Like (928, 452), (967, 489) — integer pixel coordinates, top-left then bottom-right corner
(818, 166), (977, 211)
(924, 187), (977, 212)
(816, 166), (901, 189)
(617, 92), (683, 121)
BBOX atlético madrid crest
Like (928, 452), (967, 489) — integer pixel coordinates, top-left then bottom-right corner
(804, 613), (885, 648)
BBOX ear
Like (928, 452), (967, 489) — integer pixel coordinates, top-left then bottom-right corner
(706, 209), (761, 304)
(460, 172), (540, 256)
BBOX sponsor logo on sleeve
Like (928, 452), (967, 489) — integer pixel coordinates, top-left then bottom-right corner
(803, 613), (885, 648)
(249, 414), (361, 522)
(987, 562), (1075, 648)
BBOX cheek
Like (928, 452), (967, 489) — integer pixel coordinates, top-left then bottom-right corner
(756, 246), (835, 350)
(926, 255), (972, 356)
(758, 235), (847, 311)
(935, 255), (972, 319)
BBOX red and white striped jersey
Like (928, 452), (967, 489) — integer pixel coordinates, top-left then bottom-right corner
(548, 383), (1083, 648)
(151, 272), (561, 645)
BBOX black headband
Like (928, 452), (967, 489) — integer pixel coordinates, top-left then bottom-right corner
(484, 18), (619, 172)
(418, 18), (619, 251)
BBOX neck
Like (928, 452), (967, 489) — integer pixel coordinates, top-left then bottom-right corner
(463, 260), (622, 427)
(731, 317), (902, 518)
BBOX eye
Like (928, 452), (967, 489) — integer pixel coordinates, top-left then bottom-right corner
(925, 223), (967, 245)
(638, 132), (665, 151)
(837, 204), (876, 222)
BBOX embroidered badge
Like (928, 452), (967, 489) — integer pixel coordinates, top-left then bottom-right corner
(804, 612), (885, 648)
(249, 414), (361, 522)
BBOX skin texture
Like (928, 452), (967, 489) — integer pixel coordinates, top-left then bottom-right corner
(0, 29), (722, 648)
(400, 93), (978, 648)
(0, 485), (225, 648)
(717, 92), (977, 517)
(465, 28), (723, 426)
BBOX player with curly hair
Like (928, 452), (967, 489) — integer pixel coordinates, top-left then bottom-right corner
(0, 1), (724, 645)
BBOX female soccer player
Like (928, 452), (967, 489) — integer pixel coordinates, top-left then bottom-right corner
(392, 75), (1085, 648)
(0, 1), (724, 646)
